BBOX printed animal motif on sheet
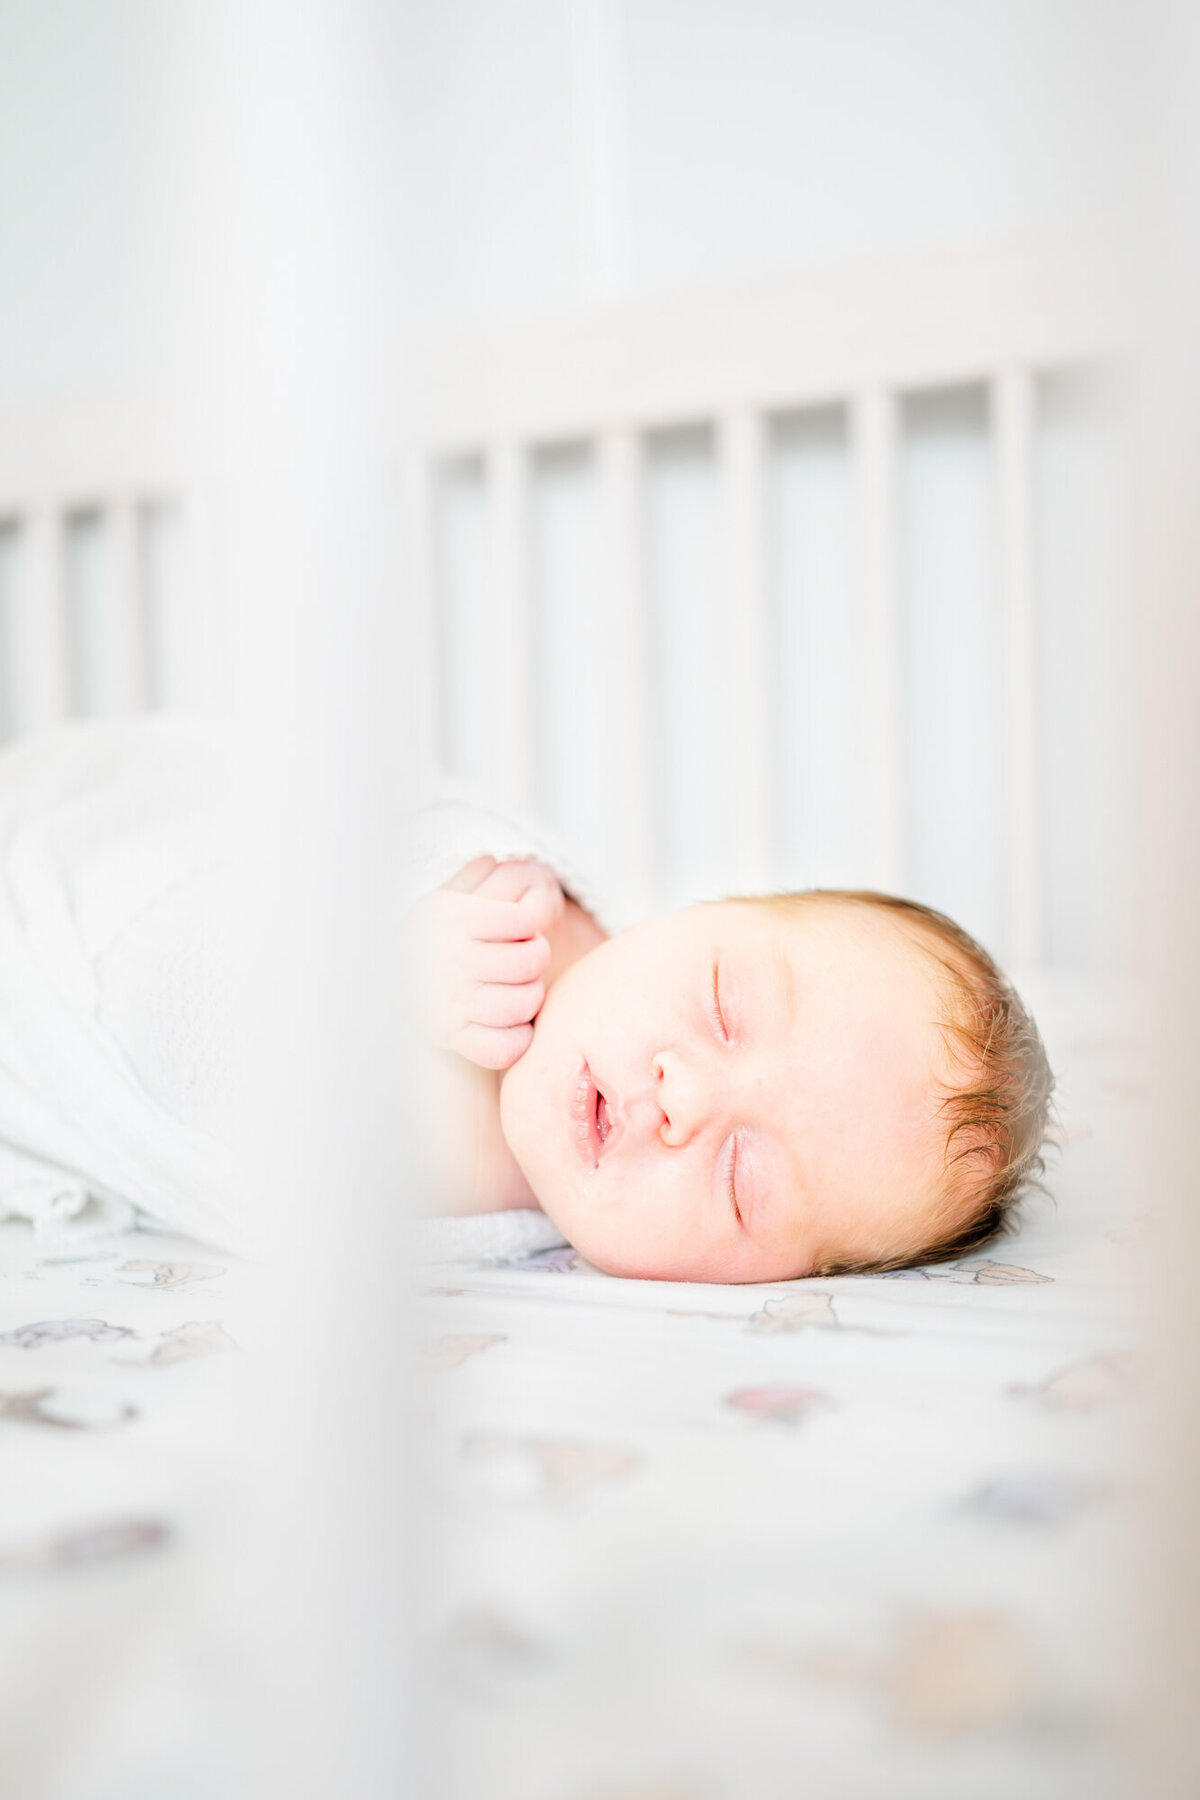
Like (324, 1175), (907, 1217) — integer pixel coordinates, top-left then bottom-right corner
(0, 1318), (135, 1350)
(463, 1432), (639, 1502)
(738, 1608), (1037, 1738)
(857, 1267), (934, 1280)
(117, 1260), (226, 1289)
(957, 1471), (1106, 1527)
(32, 1252), (119, 1269)
(0, 1516), (170, 1571)
(948, 1261), (1054, 1285)
(887, 1612), (1036, 1737)
(724, 1386), (830, 1425)
(745, 1292), (838, 1333)
(0, 1386), (139, 1430)
(1010, 1352), (1139, 1412)
(420, 1333), (505, 1373)
(127, 1320), (240, 1366)
(856, 1259), (1053, 1285)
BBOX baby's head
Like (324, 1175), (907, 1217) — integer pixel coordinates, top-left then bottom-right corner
(499, 890), (1052, 1283)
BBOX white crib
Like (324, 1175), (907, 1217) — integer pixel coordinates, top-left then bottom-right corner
(0, 227), (1132, 969)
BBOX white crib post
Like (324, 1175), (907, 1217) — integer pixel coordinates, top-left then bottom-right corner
(184, 484), (229, 716)
(598, 427), (655, 915)
(994, 367), (1042, 968)
(487, 441), (533, 813)
(107, 498), (146, 713)
(718, 409), (773, 894)
(404, 452), (443, 792)
(0, 520), (14, 742)
(19, 505), (68, 733)
(853, 389), (903, 894)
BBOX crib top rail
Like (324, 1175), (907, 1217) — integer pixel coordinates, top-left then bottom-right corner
(420, 227), (1134, 454)
(0, 396), (185, 516)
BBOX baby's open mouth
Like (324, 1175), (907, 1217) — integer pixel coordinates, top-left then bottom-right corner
(570, 1064), (615, 1170)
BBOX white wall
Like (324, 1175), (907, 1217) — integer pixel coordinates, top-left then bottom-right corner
(0, 0), (1130, 966)
(407, 0), (1122, 326)
(0, 0), (1123, 399)
(0, 0), (156, 406)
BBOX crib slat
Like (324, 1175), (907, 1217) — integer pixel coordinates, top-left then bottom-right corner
(597, 428), (654, 915)
(853, 389), (903, 892)
(718, 410), (773, 893)
(0, 521), (16, 744)
(181, 486), (226, 714)
(994, 367), (1042, 966)
(18, 506), (68, 733)
(487, 442), (533, 812)
(406, 454), (443, 789)
(107, 499), (146, 712)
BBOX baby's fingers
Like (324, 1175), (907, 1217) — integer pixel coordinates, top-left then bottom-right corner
(449, 893), (543, 946)
(472, 933), (550, 986)
(442, 854), (498, 895)
(475, 858), (565, 936)
(471, 979), (545, 1030)
(457, 1021), (535, 1071)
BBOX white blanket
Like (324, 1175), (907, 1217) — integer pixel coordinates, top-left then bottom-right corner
(0, 720), (245, 1248)
(0, 724), (604, 1253)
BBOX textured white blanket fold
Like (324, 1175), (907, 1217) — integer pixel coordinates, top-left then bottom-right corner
(413, 1208), (567, 1266)
(0, 720), (246, 1248)
(0, 724), (607, 1255)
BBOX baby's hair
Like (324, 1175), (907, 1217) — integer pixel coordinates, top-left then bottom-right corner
(750, 890), (1055, 1276)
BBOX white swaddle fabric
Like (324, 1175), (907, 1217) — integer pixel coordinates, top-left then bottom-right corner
(0, 724), (607, 1258)
(0, 719), (245, 1248)
(400, 785), (619, 931)
(412, 1207), (566, 1265)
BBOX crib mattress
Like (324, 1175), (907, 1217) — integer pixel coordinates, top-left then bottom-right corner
(0, 975), (1144, 1799)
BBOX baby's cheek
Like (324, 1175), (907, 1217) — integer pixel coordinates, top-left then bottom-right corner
(499, 1047), (556, 1182)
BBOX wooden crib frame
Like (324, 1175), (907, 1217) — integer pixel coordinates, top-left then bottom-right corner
(0, 227), (1132, 966)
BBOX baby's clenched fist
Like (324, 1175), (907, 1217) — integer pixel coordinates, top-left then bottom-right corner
(405, 855), (566, 1069)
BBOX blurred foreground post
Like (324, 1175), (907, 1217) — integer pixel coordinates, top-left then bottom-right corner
(168, 4), (418, 1794)
(1138, 6), (1200, 1795)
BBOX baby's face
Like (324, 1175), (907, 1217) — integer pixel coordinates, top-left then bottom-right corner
(499, 898), (957, 1283)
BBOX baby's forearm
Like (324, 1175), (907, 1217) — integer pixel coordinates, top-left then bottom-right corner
(414, 1043), (538, 1216)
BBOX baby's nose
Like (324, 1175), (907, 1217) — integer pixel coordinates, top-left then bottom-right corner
(653, 1049), (715, 1147)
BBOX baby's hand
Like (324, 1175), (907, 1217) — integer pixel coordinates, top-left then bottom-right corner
(406, 855), (565, 1070)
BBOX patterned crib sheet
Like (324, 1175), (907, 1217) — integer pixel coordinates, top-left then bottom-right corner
(0, 975), (1145, 1800)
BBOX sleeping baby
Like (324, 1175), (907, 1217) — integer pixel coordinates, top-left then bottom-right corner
(407, 852), (1053, 1284)
(0, 719), (1050, 1278)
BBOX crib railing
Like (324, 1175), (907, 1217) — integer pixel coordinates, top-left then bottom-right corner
(0, 232), (1132, 968)
(417, 229), (1133, 963)
(0, 399), (216, 742)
